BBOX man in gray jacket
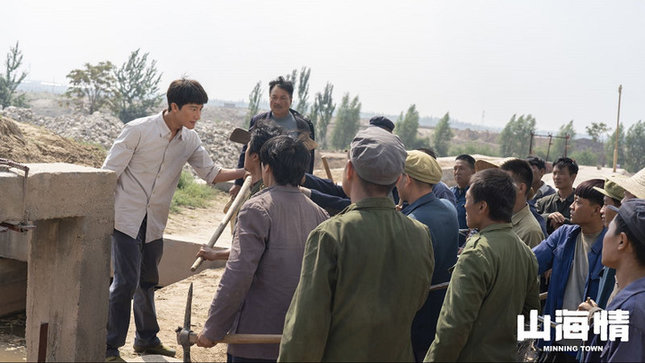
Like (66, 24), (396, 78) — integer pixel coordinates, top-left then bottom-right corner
(196, 135), (328, 362)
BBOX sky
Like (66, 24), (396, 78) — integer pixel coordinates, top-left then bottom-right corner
(2, 0), (645, 133)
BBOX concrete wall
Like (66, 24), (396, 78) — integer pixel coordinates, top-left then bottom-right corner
(0, 163), (115, 362)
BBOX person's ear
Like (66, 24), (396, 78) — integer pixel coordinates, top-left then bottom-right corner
(617, 232), (629, 251)
(170, 103), (179, 112)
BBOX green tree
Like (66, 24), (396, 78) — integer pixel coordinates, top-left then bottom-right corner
(331, 93), (361, 150)
(571, 148), (598, 166)
(499, 114), (536, 157)
(585, 122), (610, 143)
(433, 112), (454, 156)
(553, 120), (576, 158)
(605, 124), (626, 168)
(0, 42), (28, 109)
(64, 61), (115, 114)
(112, 49), (162, 123)
(625, 120), (645, 172)
(395, 104), (425, 149)
(309, 82), (335, 148)
(295, 66), (311, 114)
(246, 81), (262, 125)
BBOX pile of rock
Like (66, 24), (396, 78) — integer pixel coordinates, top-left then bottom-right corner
(0, 107), (242, 168)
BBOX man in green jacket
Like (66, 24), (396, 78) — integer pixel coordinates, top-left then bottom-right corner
(425, 168), (540, 362)
(278, 126), (435, 362)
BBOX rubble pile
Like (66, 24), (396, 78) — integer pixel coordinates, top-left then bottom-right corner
(0, 107), (242, 168)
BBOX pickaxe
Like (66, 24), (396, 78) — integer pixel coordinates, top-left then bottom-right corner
(175, 283), (281, 363)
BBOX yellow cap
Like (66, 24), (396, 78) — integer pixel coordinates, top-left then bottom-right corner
(404, 150), (443, 185)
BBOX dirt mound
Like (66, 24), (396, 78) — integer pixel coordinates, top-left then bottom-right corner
(0, 115), (106, 168)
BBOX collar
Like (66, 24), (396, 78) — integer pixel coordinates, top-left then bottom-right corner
(265, 184), (301, 193)
(342, 197), (396, 214)
(158, 110), (183, 140)
(511, 204), (531, 225)
(479, 223), (513, 234)
(401, 192), (437, 215)
(608, 275), (645, 309)
(557, 189), (575, 203)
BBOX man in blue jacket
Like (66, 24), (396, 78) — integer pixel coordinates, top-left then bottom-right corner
(532, 179), (607, 362)
(396, 150), (459, 362)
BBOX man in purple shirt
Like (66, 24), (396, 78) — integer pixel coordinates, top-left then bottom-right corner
(196, 136), (328, 362)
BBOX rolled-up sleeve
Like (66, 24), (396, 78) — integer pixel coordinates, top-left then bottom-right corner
(201, 203), (269, 341)
(187, 143), (221, 184)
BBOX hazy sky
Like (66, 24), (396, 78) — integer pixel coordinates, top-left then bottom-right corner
(3, 0), (645, 132)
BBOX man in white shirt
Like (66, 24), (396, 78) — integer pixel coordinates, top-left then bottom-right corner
(102, 79), (245, 361)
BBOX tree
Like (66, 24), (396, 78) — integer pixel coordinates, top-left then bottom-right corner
(295, 66), (311, 115)
(499, 114), (536, 157)
(553, 120), (576, 158)
(112, 49), (162, 123)
(585, 122), (610, 143)
(0, 42), (28, 109)
(64, 61), (115, 114)
(433, 112), (454, 156)
(309, 82), (335, 148)
(331, 93), (361, 150)
(246, 81), (262, 125)
(395, 104), (424, 149)
(605, 124), (625, 168)
(625, 120), (645, 172)
(285, 69), (297, 83)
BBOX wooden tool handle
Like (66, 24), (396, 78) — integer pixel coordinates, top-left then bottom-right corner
(321, 155), (334, 183)
(191, 176), (253, 271)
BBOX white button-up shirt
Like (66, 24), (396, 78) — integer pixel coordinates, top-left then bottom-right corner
(102, 112), (221, 242)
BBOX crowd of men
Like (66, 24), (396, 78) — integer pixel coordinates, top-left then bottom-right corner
(102, 77), (645, 362)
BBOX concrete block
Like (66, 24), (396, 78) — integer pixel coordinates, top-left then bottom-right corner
(0, 229), (29, 261)
(1, 162), (115, 362)
(158, 237), (225, 287)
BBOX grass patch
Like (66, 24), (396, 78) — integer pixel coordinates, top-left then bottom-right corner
(170, 171), (216, 213)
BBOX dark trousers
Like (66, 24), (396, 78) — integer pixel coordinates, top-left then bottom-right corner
(106, 217), (163, 356)
(227, 353), (276, 363)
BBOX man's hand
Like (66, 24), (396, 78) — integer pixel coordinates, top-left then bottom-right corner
(196, 332), (216, 348)
(577, 297), (598, 312)
(229, 184), (241, 198)
(548, 212), (566, 230)
(196, 246), (230, 261)
(299, 186), (312, 198)
(548, 212), (566, 224)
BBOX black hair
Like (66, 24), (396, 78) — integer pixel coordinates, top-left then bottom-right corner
(259, 135), (309, 186)
(356, 174), (398, 195)
(417, 147), (437, 159)
(553, 157), (579, 176)
(455, 154), (476, 170)
(248, 121), (283, 155)
(613, 214), (645, 266)
(526, 156), (547, 171)
(166, 78), (208, 110)
(501, 159), (534, 197)
(575, 179), (605, 207)
(469, 168), (516, 223)
(269, 76), (294, 98)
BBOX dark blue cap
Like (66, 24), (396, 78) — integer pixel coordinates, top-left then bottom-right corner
(609, 199), (645, 244)
(369, 116), (395, 133)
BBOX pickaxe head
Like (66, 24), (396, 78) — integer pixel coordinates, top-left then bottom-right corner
(176, 282), (195, 363)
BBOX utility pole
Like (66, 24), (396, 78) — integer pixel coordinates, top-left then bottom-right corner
(613, 85), (622, 172)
